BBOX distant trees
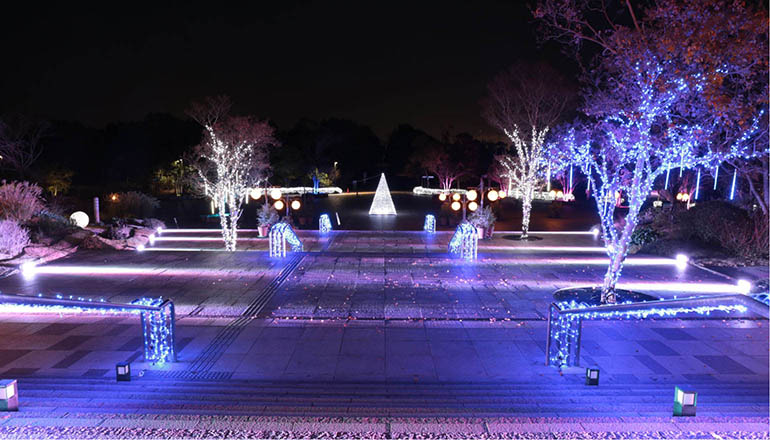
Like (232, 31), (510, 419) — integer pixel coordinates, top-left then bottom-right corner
(0, 116), (48, 179)
(188, 96), (277, 251)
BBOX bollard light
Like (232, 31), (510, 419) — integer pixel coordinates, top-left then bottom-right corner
(590, 227), (600, 238)
(673, 386), (697, 416)
(0, 379), (18, 411)
(585, 368), (599, 386)
(116, 362), (131, 382)
(137, 244), (145, 252)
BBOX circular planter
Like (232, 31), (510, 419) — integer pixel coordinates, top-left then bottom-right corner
(553, 286), (657, 306)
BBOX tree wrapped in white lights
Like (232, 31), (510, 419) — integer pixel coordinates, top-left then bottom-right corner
(188, 96), (277, 251)
(498, 127), (550, 239)
(483, 63), (573, 239)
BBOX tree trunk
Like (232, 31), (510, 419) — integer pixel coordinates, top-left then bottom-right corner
(521, 185), (533, 238)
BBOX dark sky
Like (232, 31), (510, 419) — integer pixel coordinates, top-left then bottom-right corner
(0, 1), (566, 140)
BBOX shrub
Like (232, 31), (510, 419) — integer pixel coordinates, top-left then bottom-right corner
(29, 210), (76, 242)
(103, 219), (132, 240)
(257, 204), (279, 227)
(142, 218), (166, 230)
(684, 201), (768, 259)
(0, 180), (44, 223)
(0, 220), (30, 258)
(630, 226), (659, 247)
(468, 206), (496, 229)
(111, 191), (160, 218)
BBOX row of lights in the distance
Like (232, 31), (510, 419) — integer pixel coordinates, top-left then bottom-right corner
(250, 188), (302, 211)
(438, 189), (507, 212)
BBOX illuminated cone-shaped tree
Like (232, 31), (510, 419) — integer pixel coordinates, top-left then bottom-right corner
(369, 173), (397, 215)
(188, 96), (277, 251)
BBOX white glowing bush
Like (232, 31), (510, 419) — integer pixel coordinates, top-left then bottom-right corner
(0, 220), (30, 258)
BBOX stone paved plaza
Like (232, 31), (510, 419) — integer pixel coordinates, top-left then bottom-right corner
(0, 230), (767, 437)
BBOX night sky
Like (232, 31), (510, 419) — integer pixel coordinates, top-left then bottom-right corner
(1, 1), (566, 140)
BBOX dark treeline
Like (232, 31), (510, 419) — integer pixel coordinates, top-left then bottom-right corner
(8, 114), (504, 196)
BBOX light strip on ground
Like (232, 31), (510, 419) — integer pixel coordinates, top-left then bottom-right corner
(154, 236), (265, 242)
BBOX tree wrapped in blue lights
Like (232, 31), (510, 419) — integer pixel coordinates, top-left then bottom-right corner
(448, 221), (477, 260)
(535, 0), (768, 303)
(561, 58), (765, 303)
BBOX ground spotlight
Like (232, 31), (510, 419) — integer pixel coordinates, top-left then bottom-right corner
(585, 368), (599, 386)
(673, 386), (697, 416)
(137, 244), (145, 252)
(675, 254), (688, 270)
(590, 227), (600, 238)
(156, 226), (163, 235)
(737, 279), (752, 294)
(20, 262), (37, 280)
(148, 234), (155, 245)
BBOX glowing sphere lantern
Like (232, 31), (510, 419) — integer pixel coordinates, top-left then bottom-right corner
(438, 193), (447, 202)
(250, 188), (262, 200)
(498, 190), (507, 199)
(452, 193), (461, 202)
(291, 200), (301, 210)
(69, 211), (89, 228)
(466, 190), (478, 201)
(556, 190), (564, 199)
(273, 200), (285, 211)
(451, 201), (461, 211)
(467, 201), (478, 212)
(487, 189), (499, 202)
(270, 188), (282, 200)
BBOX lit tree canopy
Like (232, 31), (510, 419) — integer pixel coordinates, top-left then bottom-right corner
(535, 0), (768, 303)
(188, 96), (277, 251)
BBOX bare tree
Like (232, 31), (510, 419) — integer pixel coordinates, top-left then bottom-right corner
(187, 96), (277, 251)
(0, 116), (48, 179)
